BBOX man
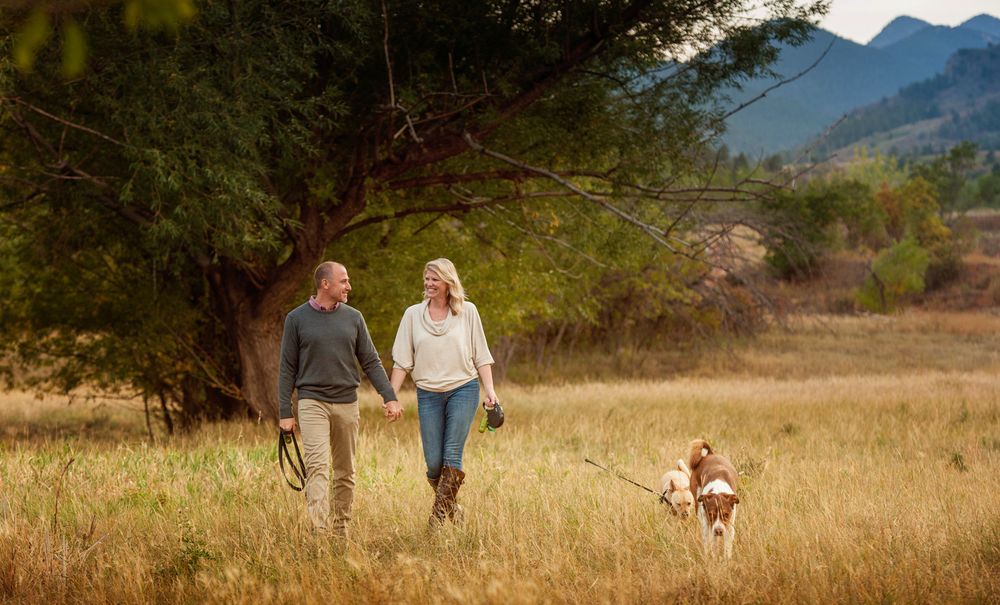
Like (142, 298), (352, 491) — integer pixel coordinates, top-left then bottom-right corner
(278, 261), (403, 537)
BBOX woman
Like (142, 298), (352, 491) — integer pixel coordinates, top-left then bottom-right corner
(390, 258), (499, 525)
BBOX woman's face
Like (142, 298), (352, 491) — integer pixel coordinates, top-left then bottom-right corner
(424, 270), (448, 301)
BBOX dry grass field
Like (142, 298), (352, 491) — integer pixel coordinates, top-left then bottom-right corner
(1, 311), (999, 604)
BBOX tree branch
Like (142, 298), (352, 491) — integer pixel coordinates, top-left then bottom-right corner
(4, 107), (153, 227)
(721, 38), (834, 121)
(2, 97), (132, 148)
(481, 204), (609, 269)
(463, 132), (691, 255)
(371, 0), (660, 182)
(332, 190), (565, 239)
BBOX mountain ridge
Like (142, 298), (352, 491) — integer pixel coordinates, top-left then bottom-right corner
(813, 44), (1000, 156)
(960, 14), (1000, 37)
(880, 24), (997, 74)
(721, 13), (1000, 155)
(867, 16), (931, 48)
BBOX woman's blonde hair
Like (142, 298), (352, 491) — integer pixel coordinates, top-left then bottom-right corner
(424, 258), (465, 315)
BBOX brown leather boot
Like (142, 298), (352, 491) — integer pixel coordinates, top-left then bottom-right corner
(429, 466), (465, 526)
(427, 475), (439, 492)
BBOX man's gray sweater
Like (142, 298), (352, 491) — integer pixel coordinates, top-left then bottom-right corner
(277, 302), (396, 418)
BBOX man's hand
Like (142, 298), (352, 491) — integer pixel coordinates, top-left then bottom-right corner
(384, 400), (403, 422)
(279, 417), (297, 432)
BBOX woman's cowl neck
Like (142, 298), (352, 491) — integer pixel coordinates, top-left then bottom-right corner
(419, 299), (454, 336)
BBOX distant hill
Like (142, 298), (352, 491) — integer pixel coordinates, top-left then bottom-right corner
(814, 44), (1000, 156)
(962, 14), (1000, 37)
(722, 14), (999, 155)
(868, 16), (930, 48)
(722, 29), (933, 155)
(880, 25), (997, 73)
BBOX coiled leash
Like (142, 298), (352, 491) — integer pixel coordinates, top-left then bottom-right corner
(584, 458), (666, 503)
(478, 399), (505, 433)
(278, 429), (307, 491)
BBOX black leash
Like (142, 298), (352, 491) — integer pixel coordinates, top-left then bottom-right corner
(278, 429), (307, 491)
(585, 458), (666, 503)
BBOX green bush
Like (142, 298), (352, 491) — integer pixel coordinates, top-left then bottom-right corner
(855, 238), (930, 313)
(762, 179), (876, 279)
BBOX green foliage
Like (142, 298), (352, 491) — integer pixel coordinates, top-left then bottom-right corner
(12, 10), (52, 73)
(338, 193), (709, 357)
(8, 0), (196, 77)
(761, 177), (876, 279)
(156, 518), (216, 580)
(974, 169), (1000, 208)
(762, 143), (970, 303)
(123, 0), (197, 31)
(855, 238), (930, 314)
(844, 147), (910, 190)
(891, 176), (961, 287)
(0, 0), (828, 421)
(912, 141), (978, 215)
(59, 19), (86, 79)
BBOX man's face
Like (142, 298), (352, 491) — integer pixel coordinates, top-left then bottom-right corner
(326, 265), (351, 302)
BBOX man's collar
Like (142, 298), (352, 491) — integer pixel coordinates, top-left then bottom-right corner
(308, 295), (340, 312)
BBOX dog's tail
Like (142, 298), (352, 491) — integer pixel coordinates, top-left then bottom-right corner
(676, 458), (691, 477)
(688, 439), (713, 471)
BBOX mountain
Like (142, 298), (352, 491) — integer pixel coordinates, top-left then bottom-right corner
(722, 15), (1000, 155)
(722, 29), (933, 154)
(814, 44), (1000, 156)
(962, 14), (1000, 37)
(868, 16), (931, 48)
(881, 24), (997, 73)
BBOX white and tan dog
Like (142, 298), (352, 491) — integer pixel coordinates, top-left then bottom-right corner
(688, 439), (740, 559)
(660, 459), (694, 518)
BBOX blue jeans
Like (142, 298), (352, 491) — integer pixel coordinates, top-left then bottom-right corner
(417, 379), (479, 479)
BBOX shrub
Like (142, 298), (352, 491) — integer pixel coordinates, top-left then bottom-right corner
(855, 238), (930, 313)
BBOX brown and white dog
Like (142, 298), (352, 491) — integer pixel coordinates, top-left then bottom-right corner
(660, 459), (694, 518)
(688, 439), (740, 559)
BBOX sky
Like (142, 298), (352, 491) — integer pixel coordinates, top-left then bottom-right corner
(820, 0), (1000, 44)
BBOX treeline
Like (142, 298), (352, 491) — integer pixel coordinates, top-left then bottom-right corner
(761, 142), (999, 312)
(819, 97), (942, 154)
(815, 43), (1000, 155)
(939, 100), (1000, 145)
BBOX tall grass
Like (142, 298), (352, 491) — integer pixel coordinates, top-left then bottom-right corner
(1, 311), (999, 604)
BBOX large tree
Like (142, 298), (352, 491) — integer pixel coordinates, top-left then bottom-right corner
(0, 0), (825, 422)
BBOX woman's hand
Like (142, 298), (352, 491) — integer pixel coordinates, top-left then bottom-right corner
(384, 400), (404, 422)
(484, 390), (499, 409)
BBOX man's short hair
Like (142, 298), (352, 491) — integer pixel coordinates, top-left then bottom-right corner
(313, 261), (340, 290)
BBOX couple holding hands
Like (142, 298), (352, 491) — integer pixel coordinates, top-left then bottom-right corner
(277, 258), (499, 536)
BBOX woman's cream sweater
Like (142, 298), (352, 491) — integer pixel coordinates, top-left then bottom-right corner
(391, 300), (494, 392)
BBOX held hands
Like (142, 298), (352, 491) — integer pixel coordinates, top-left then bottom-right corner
(279, 417), (297, 432)
(483, 391), (499, 409)
(383, 400), (403, 422)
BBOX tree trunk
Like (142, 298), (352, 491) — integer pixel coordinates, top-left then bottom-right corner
(219, 170), (370, 423)
(234, 313), (284, 422)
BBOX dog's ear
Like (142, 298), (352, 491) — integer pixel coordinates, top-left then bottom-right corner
(729, 494), (740, 505)
(669, 479), (677, 492)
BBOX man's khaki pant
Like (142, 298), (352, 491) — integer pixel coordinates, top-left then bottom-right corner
(297, 398), (359, 535)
